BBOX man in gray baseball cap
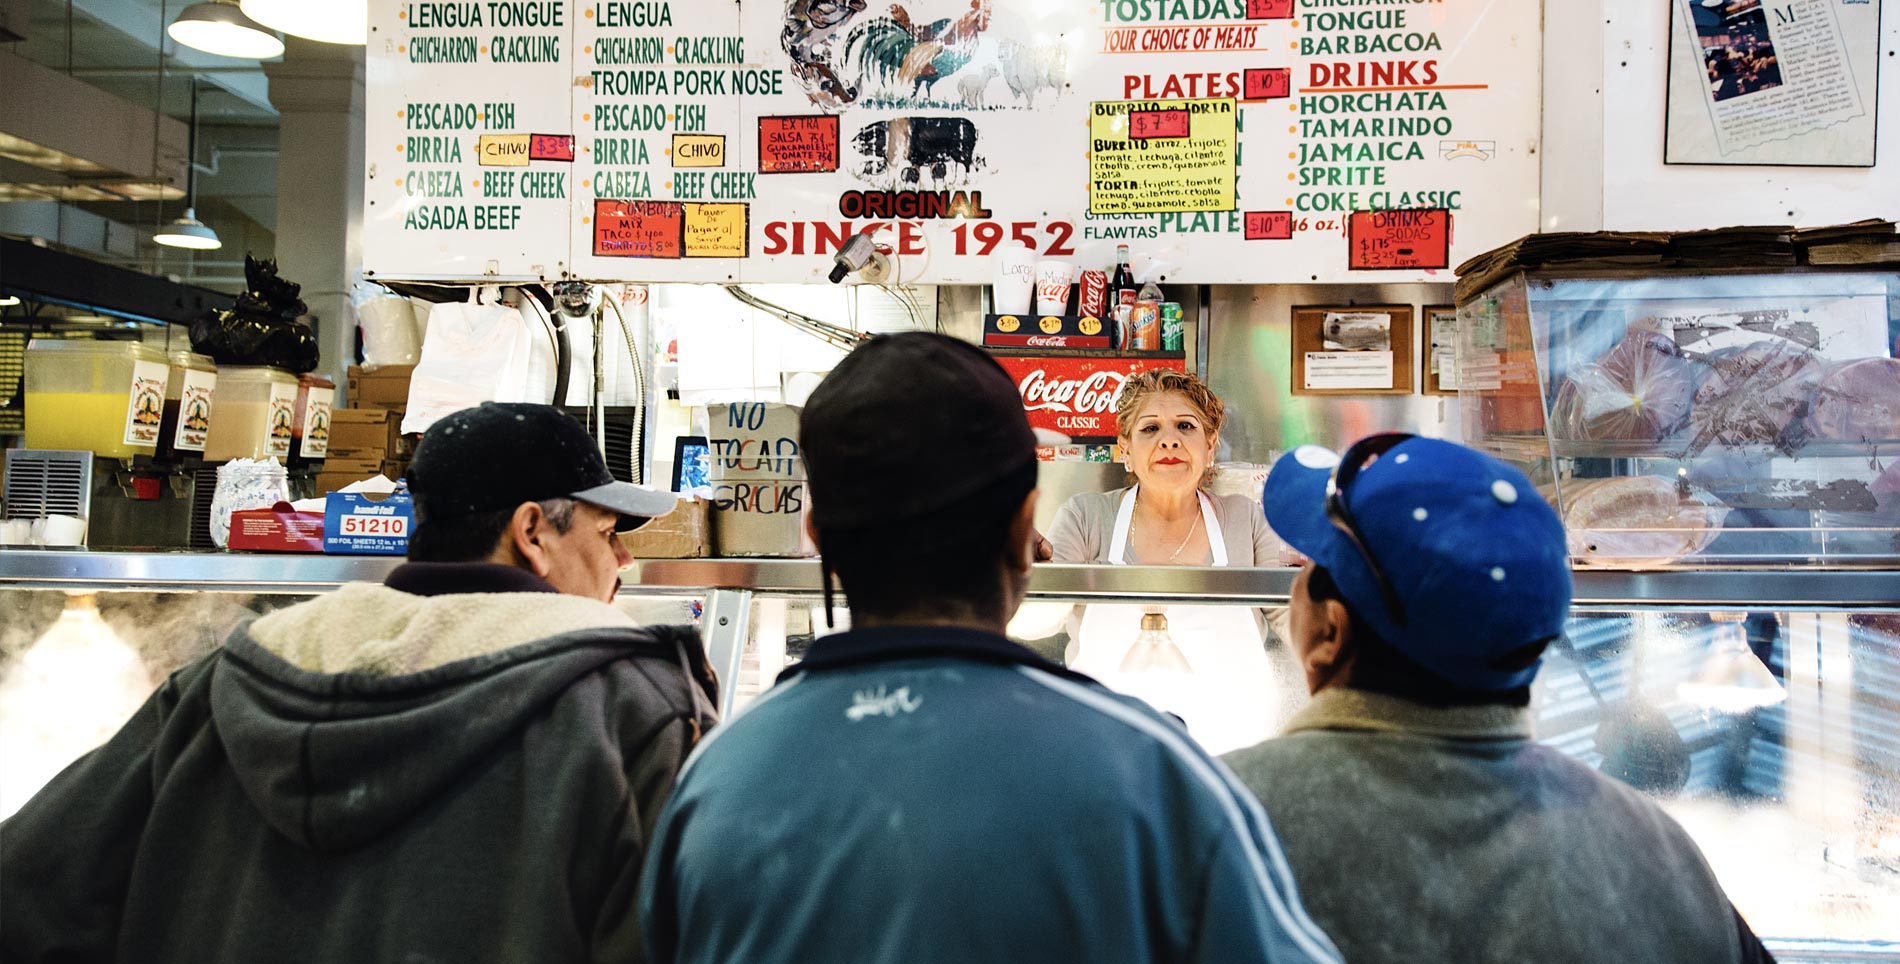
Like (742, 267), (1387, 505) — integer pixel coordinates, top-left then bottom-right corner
(4, 402), (715, 964)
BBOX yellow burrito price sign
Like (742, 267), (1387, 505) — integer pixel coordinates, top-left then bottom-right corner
(1088, 98), (1236, 216)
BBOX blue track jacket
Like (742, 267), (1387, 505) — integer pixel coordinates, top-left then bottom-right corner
(640, 625), (1341, 964)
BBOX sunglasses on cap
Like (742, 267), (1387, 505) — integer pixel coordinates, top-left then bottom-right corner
(1323, 432), (1413, 626)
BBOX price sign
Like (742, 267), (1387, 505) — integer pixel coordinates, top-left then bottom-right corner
(1348, 209), (1452, 270)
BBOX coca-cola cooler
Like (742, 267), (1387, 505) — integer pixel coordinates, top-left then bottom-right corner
(990, 353), (1189, 534)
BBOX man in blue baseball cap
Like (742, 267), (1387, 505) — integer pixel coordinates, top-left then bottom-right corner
(1223, 433), (1775, 964)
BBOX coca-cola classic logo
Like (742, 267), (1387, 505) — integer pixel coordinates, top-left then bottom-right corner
(1018, 368), (1127, 414)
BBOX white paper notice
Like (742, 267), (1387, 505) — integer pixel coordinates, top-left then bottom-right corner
(1433, 350), (1460, 390)
(1305, 351), (1394, 391)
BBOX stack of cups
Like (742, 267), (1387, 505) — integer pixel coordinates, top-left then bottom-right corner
(1034, 260), (1075, 316)
(993, 243), (1037, 315)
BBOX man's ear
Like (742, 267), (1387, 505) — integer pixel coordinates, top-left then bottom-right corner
(507, 502), (553, 577)
(1303, 598), (1356, 690)
(1006, 488), (1040, 575)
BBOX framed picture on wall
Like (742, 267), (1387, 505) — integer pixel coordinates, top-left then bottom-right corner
(1663, 0), (1881, 166)
(1290, 305), (1414, 396)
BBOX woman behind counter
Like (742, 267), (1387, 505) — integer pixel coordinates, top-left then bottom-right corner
(1041, 369), (1284, 754)
(1047, 368), (1277, 566)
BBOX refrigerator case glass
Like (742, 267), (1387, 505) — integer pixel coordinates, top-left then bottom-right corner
(1458, 270), (1900, 567)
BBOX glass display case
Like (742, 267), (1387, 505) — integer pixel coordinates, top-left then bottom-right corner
(1457, 269), (1900, 566)
(1, 554), (1895, 959)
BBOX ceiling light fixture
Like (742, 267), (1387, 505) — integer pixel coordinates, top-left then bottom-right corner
(0, 295), (21, 307)
(155, 82), (222, 251)
(239, 0), (366, 45)
(154, 210), (222, 250)
(168, 1), (284, 59)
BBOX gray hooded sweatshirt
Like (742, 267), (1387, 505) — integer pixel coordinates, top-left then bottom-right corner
(1, 571), (717, 964)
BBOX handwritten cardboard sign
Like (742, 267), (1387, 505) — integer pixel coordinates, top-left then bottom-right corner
(1089, 98), (1237, 215)
(529, 134), (574, 162)
(1244, 211), (1294, 240)
(705, 402), (803, 481)
(1347, 209), (1452, 270)
(1129, 108), (1191, 139)
(593, 199), (684, 258)
(758, 115), (839, 174)
(476, 133), (530, 167)
(1247, 0), (1293, 18)
(671, 133), (727, 168)
(684, 202), (748, 257)
(1242, 68), (1291, 101)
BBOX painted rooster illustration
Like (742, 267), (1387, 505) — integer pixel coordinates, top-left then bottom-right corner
(846, 0), (992, 102)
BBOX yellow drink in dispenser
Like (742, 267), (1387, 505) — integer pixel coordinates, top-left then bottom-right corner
(24, 339), (170, 460)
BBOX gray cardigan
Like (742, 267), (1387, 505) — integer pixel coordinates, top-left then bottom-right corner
(1048, 486), (1279, 565)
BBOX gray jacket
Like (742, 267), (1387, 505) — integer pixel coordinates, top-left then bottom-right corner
(1222, 689), (1766, 964)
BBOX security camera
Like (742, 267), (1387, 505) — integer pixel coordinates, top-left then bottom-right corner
(828, 229), (890, 284)
(551, 280), (600, 318)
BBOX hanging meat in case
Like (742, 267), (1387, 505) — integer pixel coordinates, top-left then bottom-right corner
(1686, 340), (1825, 455)
(1808, 357), (1900, 442)
(1560, 475), (1727, 564)
(1552, 330), (1696, 442)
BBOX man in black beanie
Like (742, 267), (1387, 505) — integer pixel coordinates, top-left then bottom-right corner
(639, 333), (1341, 964)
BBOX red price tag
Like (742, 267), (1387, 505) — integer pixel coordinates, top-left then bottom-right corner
(758, 115), (840, 173)
(529, 134), (574, 161)
(1247, 0), (1293, 19)
(1242, 68), (1291, 101)
(1347, 209), (1453, 270)
(1129, 109), (1191, 140)
(594, 199), (685, 259)
(1244, 211), (1294, 240)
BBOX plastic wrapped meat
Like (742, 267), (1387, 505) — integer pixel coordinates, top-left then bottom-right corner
(1561, 475), (1726, 564)
(1808, 357), (1900, 442)
(1688, 341), (1823, 454)
(1553, 331), (1695, 441)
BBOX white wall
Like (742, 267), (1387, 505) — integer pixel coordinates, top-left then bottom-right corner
(1588, 0), (1900, 230)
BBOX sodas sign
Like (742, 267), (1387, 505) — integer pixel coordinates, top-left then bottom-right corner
(993, 355), (1187, 439)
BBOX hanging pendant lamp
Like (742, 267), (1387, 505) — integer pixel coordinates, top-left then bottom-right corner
(168, 0), (284, 59)
(155, 81), (223, 251)
(239, 0), (367, 45)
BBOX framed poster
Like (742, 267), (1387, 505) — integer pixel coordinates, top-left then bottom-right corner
(1422, 305), (1460, 396)
(1291, 305), (1414, 396)
(1664, 0), (1881, 166)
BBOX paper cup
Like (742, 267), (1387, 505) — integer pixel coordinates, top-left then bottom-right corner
(37, 514), (87, 547)
(993, 243), (1036, 315)
(1034, 260), (1075, 316)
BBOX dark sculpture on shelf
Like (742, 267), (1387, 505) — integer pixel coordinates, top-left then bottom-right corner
(189, 255), (320, 373)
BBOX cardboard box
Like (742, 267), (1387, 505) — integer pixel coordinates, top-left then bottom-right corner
(323, 490), (414, 555)
(617, 497), (709, 558)
(347, 364), (414, 407)
(705, 402), (803, 481)
(328, 408), (402, 453)
(320, 454), (387, 476)
(710, 478), (815, 557)
(313, 472), (363, 495)
(228, 502), (327, 553)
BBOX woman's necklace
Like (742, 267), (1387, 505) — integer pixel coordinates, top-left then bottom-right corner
(1132, 496), (1203, 563)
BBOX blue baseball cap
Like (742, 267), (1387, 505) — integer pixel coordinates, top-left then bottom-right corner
(1261, 436), (1572, 691)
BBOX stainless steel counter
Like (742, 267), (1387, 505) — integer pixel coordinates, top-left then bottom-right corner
(0, 550), (1894, 608)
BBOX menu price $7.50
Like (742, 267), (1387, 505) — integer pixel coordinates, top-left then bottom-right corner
(951, 221), (1076, 257)
(340, 514), (409, 537)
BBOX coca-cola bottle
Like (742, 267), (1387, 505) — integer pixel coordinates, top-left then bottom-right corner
(1109, 245), (1137, 350)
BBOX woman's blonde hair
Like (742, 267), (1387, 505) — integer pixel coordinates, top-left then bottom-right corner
(1113, 368), (1225, 441)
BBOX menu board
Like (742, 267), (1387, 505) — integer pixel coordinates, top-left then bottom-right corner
(364, 0), (1540, 284)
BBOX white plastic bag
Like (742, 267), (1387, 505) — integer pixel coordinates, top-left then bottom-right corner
(401, 297), (536, 435)
(353, 281), (420, 367)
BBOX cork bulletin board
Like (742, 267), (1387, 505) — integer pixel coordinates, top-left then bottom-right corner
(1290, 304), (1414, 396)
